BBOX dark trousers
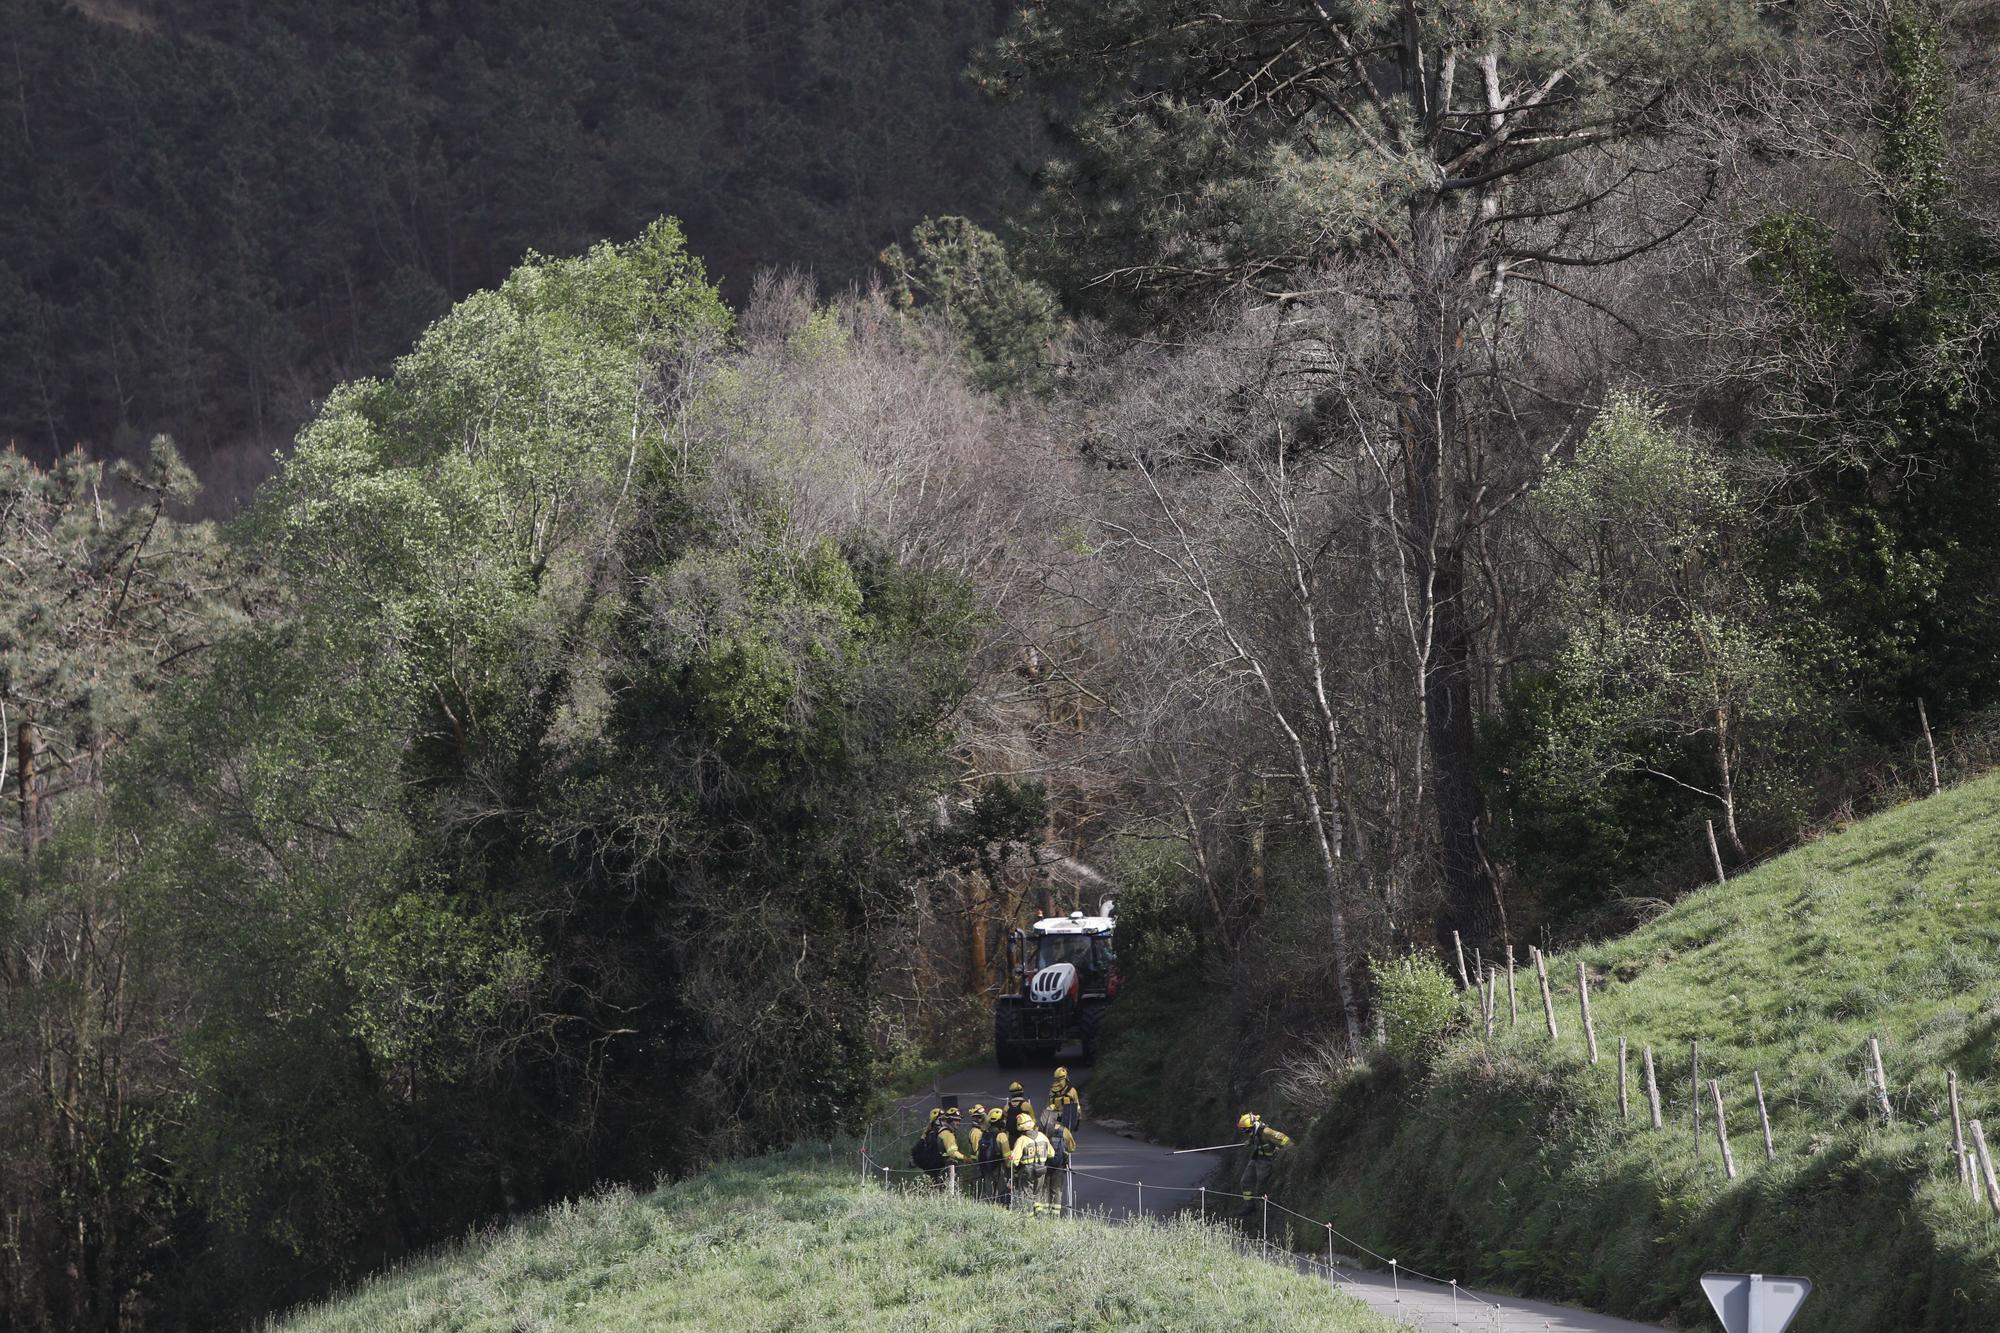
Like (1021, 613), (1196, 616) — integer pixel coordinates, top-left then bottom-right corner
(1236, 1156), (1273, 1214)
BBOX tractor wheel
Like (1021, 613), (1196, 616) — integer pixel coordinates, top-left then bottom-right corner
(994, 1003), (1025, 1068)
(1079, 1001), (1108, 1064)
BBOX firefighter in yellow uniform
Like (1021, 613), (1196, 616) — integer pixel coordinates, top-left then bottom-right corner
(1044, 1117), (1077, 1214)
(965, 1103), (987, 1155)
(1048, 1067), (1083, 1135)
(1234, 1112), (1291, 1216)
(1003, 1081), (1036, 1129)
(983, 1105), (1011, 1203)
(1007, 1111), (1056, 1214)
(964, 1104), (988, 1197)
(937, 1106), (972, 1182)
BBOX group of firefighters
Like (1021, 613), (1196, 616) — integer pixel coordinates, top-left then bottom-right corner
(912, 1068), (1083, 1214)
(910, 1066), (1292, 1220)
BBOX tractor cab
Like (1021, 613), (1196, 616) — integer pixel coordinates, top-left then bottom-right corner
(994, 901), (1116, 1067)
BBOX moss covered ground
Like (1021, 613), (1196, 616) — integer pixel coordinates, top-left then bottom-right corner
(271, 1144), (1399, 1332)
(1096, 772), (2000, 1330)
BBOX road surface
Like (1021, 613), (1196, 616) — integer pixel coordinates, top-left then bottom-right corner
(882, 1059), (1670, 1333)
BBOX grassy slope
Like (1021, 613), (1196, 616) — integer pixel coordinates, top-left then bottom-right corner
(273, 1145), (1400, 1332)
(1103, 772), (2000, 1331)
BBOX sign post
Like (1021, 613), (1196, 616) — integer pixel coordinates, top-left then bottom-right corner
(1700, 1273), (1811, 1333)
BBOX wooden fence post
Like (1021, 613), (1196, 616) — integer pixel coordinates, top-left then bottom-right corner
(1483, 967), (1497, 1039)
(1972, 1120), (2000, 1221)
(1706, 820), (1728, 884)
(1869, 1036), (1894, 1124)
(1691, 1041), (1702, 1156)
(1710, 1079), (1738, 1180)
(1505, 946), (1519, 1026)
(1618, 1037), (1630, 1120)
(1753, 1070), (1775, 1161)
(1577, 961), (1600, 1065)
(1950, 1070), (1970, 1188)
(1533, 947), (1559, 1041)
(1643, 1045), (1663, 1130)
(1920, 698), (1941, 795)
(1453, 931), (1470, 989)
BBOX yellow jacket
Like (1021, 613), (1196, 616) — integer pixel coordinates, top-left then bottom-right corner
(935, 1127), (971, 1164)
(1008, 1128), (1054, 1170)
(966, 1124), (984, 1156)
(1245, 1123), (1292, 1159)
(1048, 1081), (1083, 1126)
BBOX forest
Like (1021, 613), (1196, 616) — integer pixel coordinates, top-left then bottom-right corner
(4, 0), (1999, 1327)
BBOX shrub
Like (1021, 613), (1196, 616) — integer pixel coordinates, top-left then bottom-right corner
(1372, 952), (1462, 1065)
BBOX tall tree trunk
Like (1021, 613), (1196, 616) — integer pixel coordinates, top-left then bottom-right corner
(965, 872), (989, 993)
(1403, 200), (1501, 953)
(1425, 547), (1501, 949)
(16, 716), (41, 856)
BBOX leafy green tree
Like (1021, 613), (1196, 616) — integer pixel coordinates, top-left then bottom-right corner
(0, 440), (234, 1332)
(1736, 0), (2000, 733)
(880, 216), (1063, 396)
(110, 220), (987, 1324)
(1497, 399), (1831, 919)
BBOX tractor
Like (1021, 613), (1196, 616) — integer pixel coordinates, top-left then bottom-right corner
(993, 900), (1116, 1067)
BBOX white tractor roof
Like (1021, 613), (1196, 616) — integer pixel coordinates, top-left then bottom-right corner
(1031, 914), (1114, 935)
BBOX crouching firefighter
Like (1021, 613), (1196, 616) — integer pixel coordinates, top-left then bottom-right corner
(1007, 1112), (1056, 1215)
(1234, 1111), (1291, 1217)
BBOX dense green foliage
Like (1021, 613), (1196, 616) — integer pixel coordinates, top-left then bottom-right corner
(1, 0), (1035, 475)
(274, 1146), (1399, 1332)
(0, 222), (1030, 1329)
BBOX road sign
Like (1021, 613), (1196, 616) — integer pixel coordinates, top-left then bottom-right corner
(1700, 1272), (1812, 1333)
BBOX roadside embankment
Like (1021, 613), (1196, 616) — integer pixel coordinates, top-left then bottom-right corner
(272, 1145), (1401, 1332)
(1095, 772), (2000, 1331)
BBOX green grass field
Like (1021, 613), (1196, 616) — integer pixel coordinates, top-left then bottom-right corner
(271, 1145), (1399, 1332)
(1108, 772), (2000, 1331)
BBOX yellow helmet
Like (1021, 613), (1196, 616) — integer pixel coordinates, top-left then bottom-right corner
(988, 1107), (1005, 1123)
(1008, 1081), (1024, 1095)
(929, 1107), (943, 1122)
(1016, 1113), (1036, 1133)
(1052, 1066), (1069, 1082)
(970, 1103), (987, 1118)
(1237, 1112), (1257, 1131)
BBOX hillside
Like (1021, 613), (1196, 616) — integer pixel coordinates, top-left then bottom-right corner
(271, 1147), (1399, 1332)
(1101, 773), (2000, 1332)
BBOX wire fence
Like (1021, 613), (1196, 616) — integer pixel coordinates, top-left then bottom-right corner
(856, 1116), (1600, 1332)
(1458, 944), (2000, 1219)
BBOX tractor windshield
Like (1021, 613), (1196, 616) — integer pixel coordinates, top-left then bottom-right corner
(1035, 934), (1109, 972)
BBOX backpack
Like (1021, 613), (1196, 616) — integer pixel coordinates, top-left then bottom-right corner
(911, 1123), (946, 1172)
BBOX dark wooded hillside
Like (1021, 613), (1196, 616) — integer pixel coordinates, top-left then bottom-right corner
(0, 0), (1035, 486)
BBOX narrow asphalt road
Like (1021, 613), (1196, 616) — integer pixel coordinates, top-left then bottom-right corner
(883, 1058), (1672, 1333)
